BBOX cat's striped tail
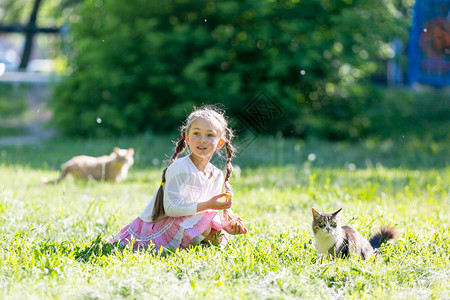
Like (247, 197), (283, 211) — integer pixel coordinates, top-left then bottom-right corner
(369, 226), (398, 249)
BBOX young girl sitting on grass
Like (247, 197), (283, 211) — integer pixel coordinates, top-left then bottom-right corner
(110, 105), (247, 250)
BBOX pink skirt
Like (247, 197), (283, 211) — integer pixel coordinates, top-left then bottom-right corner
(109, 210), (228, 251)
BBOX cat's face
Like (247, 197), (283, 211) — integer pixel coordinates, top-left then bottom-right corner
(113, 147), (134, 165)
(312, 208), (342, 237)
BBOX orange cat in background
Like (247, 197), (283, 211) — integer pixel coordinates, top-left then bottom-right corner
(41, 147), (134, 184)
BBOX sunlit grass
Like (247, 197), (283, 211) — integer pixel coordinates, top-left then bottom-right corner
(0, 136), (449, 299)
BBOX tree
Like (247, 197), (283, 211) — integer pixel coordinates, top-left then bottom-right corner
(50, 0), (412, 138)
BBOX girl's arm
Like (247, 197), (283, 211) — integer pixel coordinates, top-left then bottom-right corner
(164, 166), (232, 217)
(163, 167), (198, 217)
(196, 193), (232, 212)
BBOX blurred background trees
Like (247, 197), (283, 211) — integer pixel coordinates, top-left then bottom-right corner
(47, 0), (417, 139)
(5, 0), (448, 142)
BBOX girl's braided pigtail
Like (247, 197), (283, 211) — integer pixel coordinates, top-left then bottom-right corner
(152, 136), (187, 221)
(222, 127), (237, 221)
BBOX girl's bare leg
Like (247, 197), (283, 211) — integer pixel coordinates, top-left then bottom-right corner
(201, 225), (212, 238)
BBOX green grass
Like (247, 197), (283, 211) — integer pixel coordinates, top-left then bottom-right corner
(0, 135), (449, 299)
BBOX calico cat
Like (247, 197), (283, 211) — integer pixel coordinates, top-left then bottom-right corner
(311, 208), (398, 260)
(42, 147), (134, 184)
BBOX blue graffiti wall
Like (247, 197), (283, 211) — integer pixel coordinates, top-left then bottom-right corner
(409, 0), (450, 86)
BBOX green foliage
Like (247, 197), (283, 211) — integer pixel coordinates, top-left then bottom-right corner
(0, 85), (26, 117)
(50, 0), (412, 137)
(365, 88), (450, 141)
(308, 87), (450, 140)
(0, 0), (81, 26)
(0, 138), (449, 298)
(0, 0), (34, 23)
(0, 84), (27, 137)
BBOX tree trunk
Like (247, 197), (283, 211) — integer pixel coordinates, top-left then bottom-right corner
(19, 0), (42, 70)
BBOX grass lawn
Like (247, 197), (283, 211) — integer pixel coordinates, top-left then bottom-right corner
(0, 135), (449, 299)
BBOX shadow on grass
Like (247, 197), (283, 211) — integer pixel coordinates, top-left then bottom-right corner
(70, 234), (218, 263)
(29, 234), (152, 263)
(73, 234), (118, 262)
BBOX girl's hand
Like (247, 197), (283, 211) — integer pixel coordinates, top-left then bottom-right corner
(197, 193), (232, 212)
(223, 218), (247, 235)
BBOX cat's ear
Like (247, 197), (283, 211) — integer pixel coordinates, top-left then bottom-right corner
(332, 208), (343, 216)
(113, 147), (120, 154)
(128, 148), (134, 155)
(312, 208), (321, 218)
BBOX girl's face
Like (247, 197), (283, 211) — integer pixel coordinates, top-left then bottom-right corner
(186, 118), (224, 160)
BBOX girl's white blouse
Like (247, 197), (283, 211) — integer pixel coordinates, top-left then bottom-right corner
(139, 155), (224, 222)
